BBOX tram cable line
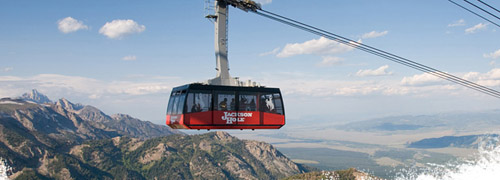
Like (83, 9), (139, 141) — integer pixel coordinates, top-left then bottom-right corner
(463, 0), (500, 21)
(448, 0), (500, 28)
(166, 0), (500, 130)
(477, 0), (500, 14)
(257, 12), (500, 98)
(253, 10), (500, 99)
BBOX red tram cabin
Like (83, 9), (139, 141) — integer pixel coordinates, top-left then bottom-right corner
(166, 83), (285, 130)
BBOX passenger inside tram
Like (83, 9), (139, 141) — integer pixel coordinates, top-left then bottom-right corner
(219, 98), (228, 110)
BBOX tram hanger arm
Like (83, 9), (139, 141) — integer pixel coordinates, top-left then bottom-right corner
(220, 0), (262, 12)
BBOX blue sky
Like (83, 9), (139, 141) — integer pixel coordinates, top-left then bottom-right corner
(1, 0), (500, 125)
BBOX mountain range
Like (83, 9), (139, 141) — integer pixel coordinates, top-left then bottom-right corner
(408, 134), (500, 149)
(0, 90), (314, 179)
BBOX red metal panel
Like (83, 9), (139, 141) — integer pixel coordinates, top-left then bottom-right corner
(186, 125), (283, 129)
(185, 111), (212, 125)
(168, 111), (284, 129)
(262, 112), (285, 125)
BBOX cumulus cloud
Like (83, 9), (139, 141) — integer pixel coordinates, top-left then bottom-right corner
(361, 31), (388, 39)
(99, 19), (145, 39)
(0, 74), (180, 99)
(465, 23), (488, 34)
(122, 55), (137, 61)
(277, 37), (359, 58)
(57, 17), (88, 33)
(356, 65), (393, 77)
(317, 56), (344, 67)
(484, 49), (500, 59)
(474, 68), (500, 86)
(401, 73), (444, 86)
(400, 68), (500, 96)
(448, 19), (466, 27)
(259, 47), (280, 56)
(256, 72), (410, 97)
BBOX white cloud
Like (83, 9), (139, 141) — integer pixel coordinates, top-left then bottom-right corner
(259, 47), (280, 56)
(462, 69), (500, 87)
(317, 56), (344, 67)
(122, 55), (137, 61)
(1, 67), (13, 72)
(356, 65), (393, 77)
(485, 69), (500, 79)
(99, 19), (145, 39)
(361, 31), (388, 39)
(0, 74), (181, 99)
(448, 19), (466, 27)
(254, 0), (272, 5)
(463, 71), (480, 81)
(401, 73), (444, 86)
(57, 17), (88, 34)
(400, 70), (500, 87)
(277, 37), (359, 58)
(465, 23), (488, 34)
(484, 49), (500, 59)
(256, 72), (412, 97)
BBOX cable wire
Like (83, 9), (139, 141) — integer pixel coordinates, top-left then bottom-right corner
(463, 0), (500, 21)
(448, 0), (500, 28)
(477, 0), (500, 14)
(249, 9), (500, 98)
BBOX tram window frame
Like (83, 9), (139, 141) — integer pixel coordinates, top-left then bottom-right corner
(239, 92), (258, 111)
(260, 93), (272, 113)
(272, 93), (284, 115)
(259, 93), (283, 115)
(167, 96), (175, 115)
(171, 95), (180, 115)
(186, 91), (212, 113)
(176, 94), (186, 115)
(215, 91), (236, 111)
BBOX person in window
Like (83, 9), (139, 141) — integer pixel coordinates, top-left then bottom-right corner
(191, 103), (201, 112)
(230, 98), (235, 110)
(196, 103), (201, 112)
(248, 99), (256, 111)
(191, 104), (198, 112)
(219, 98), (228, 110)
(240, 97), (247, 111)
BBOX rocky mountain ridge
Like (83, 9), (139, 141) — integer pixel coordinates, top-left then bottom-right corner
(63, 131), (311, 179)
(19, 89), (52, 104)
(0, 90), (313, 179)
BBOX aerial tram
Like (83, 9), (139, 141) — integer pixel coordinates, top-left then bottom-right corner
(166, 0), (285, 130)
(167, 0), (500, 130)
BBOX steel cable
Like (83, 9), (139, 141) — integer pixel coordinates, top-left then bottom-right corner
(448, 0), (500, 28)
(463, 0), (500, 21)
(477, 0), (500, 14)
(249, 9), (500, 98)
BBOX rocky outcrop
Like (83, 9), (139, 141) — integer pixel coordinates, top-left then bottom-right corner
(19, 89), (52, 104)
(71, 132), (310, 179)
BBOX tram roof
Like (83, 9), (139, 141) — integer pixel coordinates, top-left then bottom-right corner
(171, 83), (281, 93)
